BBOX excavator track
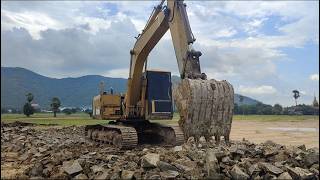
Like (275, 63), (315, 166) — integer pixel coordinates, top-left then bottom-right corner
(153, 124), (185, 146)
(85, 122), (184, 149)
(169, 125), (185, 145)
(85, 124), (138, 149)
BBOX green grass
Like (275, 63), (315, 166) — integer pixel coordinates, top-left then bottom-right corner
(1, 113), (318, 126)
(1, 112), (89, 119)
(1, 112), (107, 126)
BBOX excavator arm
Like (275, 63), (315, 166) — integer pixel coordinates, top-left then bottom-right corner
(167, 0), (205, 80)
(125, 0), (206, 117)
(125, 0), (234, 142)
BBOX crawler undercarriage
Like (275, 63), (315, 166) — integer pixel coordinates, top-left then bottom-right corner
(85, 120), (184, 149)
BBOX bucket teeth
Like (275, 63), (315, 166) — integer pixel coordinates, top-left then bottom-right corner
(173, 79), (234, 142)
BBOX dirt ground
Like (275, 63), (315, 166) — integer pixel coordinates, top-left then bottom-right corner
(230, 119), (319, 148)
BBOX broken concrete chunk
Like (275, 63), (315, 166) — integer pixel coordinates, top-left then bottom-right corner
(90, 165), (104, 174)
(29, 163), (44, 177)
(303, 152), (319, 167)
(148, 174), (161, 180)
(63, 160), (83, 175)
(160, 170), (179, 179)
(106, 155), (119, 161)
(230, 165), (249, 179)
(173, 146), (183, 152)
(264, 147), (278, 156)
(286, 166), (314, 180)
(248, 164), (260, 176)
(74, 173), (88, 179)
(157, 161), (179, 172)
(110, 171), (121, 180)
(121, 170), (135, 180)
(199, 136), (206, 144)
(278, 172), (292, 180)
(141, 153), (160, 168)
(205, 149), (220, 177)
(222, 156), (232, 164)
(187, 137), (195, 144)
(259, 162), (283, 175)
(95, 171), (111, 180)
(38, 147), (47, 153)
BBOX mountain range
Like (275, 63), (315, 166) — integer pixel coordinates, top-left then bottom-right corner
(1, 67), (260, 109)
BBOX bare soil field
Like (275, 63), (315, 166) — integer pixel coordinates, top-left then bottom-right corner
(231, 119), (319, 148)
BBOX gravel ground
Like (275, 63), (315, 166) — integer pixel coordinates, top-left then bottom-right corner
(1, 122), (319, 179)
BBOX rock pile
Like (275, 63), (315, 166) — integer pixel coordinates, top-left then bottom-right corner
(1, 123), (319, 179)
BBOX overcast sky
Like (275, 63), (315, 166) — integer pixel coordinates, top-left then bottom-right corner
(1, 1), (319, 106)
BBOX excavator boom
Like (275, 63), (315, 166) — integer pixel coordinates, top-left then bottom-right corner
(125, 0), (207, 118)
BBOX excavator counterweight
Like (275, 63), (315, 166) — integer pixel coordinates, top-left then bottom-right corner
(87, 0), (234, 149)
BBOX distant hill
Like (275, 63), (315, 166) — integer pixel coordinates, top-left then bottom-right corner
(1, 67), (260, 109)
(1, 67), (127, 109)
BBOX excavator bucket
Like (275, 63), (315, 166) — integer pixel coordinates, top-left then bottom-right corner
(173, 79), (234, 143)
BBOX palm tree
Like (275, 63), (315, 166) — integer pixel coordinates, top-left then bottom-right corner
(313, 94), (319, 117)
(51, 97), (61, 117)
(239, 95), (244, 115)
(292, 90), (300, 106)
(26, 93), (34, 103)
(23, 93), (34, 117)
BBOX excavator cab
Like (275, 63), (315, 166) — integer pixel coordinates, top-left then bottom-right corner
(144, 70), (173, 120)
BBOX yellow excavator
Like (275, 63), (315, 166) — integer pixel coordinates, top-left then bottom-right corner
(87, 0), (234, 149)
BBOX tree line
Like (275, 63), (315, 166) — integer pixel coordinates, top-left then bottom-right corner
(234, 90), (319, 115)
(234, 103), (319, 115)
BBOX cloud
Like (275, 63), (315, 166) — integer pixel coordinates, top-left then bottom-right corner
(239, 85), (277, 95)
(244, 17), (268, 35)
(1, 10), (64, 39)
(1, 17), (138, 78)
(300, 90), (307, 95)
(215, 28), (237, 38)
(103, 68), (129, 79)
(310, 74), (319, 81)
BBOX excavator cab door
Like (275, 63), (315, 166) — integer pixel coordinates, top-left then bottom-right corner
(144, 70), (173, 120)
